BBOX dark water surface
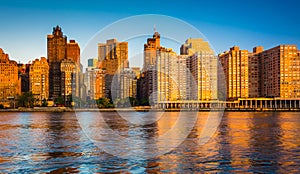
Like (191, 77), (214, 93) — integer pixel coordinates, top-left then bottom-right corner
(0, 112), (299, 173)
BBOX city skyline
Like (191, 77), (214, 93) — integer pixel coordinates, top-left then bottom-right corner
(0, 24), (300, 110)
(0, 1), (300, 69)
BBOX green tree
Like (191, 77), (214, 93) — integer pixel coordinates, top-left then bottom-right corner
(41, 98), (48, 107)
(55, 96), (64, 105)
(96, 98), (112, 108)
(0, 104), (4, 109)
(128, 97), (137, 107)
(17, 92), (35, 108)
(139, 98), (149, 106)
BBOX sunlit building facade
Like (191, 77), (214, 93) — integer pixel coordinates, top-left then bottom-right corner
(143, 31), (161, 71)
(60, 58), (79, 105)
(47, 26), (81, 103)
(258, 45), (300, 98)
(155, 48), (179, 102)
(0, 48), (20, 101)
(182, 38), (218, 101)
(219, 46), (249, 100)
(98, 39), (129, 75)
(85, 67), (106, 100)
(248, 46), (264, 98)
(180, 38), (214, 56)
(94, 68), (106, 99)
(29, 57), (49, 104)
(66, 40), (80, 65)
(47, 26), (67, 100)
(98, 39), (128, 99)
(187, 52), (218, 100)
(118, 68), (137, 99)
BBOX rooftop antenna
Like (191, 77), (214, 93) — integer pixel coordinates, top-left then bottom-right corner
(154, 24), (156, 33)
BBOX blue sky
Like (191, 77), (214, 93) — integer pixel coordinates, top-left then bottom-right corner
(0, 0), (299, 68)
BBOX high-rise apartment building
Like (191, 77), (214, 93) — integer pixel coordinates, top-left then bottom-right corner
(115, 68), (137, 99)
(187, 52), (218, 100)
(258, 45), (300, 98)
(143, 31), (161, 71)
(85, 58), (99, 100)
(98, 39), (128, 75)
(98, 39), (128, 99)
(0, 48), (20, 100)
(140, 32), (163, 102)
(218, 46), (249, 100)
(182, 38), (218, 101)
(47, 26), (81, 103)
(155, 48), (179, 102)
(29, 57), (49, 104)
(85, 66), (106, 100)
(94, 68), (106, 100)
(60, 58), (79, 105)
(220, 45), (300, 100)
(67, 40), (80, 65)
(248, 46), (264, 98)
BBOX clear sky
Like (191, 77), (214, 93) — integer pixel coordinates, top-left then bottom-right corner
(0, 0), (299, 68)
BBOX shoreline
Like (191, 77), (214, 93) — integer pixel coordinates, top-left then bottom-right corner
(1, 107), (300, 112)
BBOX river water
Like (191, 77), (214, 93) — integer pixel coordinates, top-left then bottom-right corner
(0, 111), (299, 173)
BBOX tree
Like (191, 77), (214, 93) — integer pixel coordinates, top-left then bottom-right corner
(96, 98), (112, 108)
(41, 98), (48, 107)
(128, 97), (137, 107)
(139, 98), (149, 106)
(0, 104), (4, 109)
(17, 92), (35, 108)
(55, 96), (64, 106)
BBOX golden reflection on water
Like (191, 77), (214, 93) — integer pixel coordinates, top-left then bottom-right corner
(0, 112), (299, 173)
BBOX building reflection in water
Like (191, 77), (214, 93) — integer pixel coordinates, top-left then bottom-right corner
(219, 112), (252, 171)
(277, 112), (300, 173)
(248, 112), (282, 173)
(0, 111), (300, 173)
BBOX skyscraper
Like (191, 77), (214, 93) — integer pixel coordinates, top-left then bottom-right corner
(248, 46), (264, 98)
(143, 31), (161, 71)
(140, 31), (162, 103)
(60, 58), (79, 105)
(155, 48), (185, 101)
(187, 52), (218, 100)
(47, 26), (67, 100)
(182, 38), (218, 101)
(117, 68), (137, 99)
(47, 26), (81, 103)
(98, 39), (128, 99)
(257, 45), (300, 98)
(98, 39), (128, 75)
(29, 57), (49, 104)
(218, 46), (249, 100)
